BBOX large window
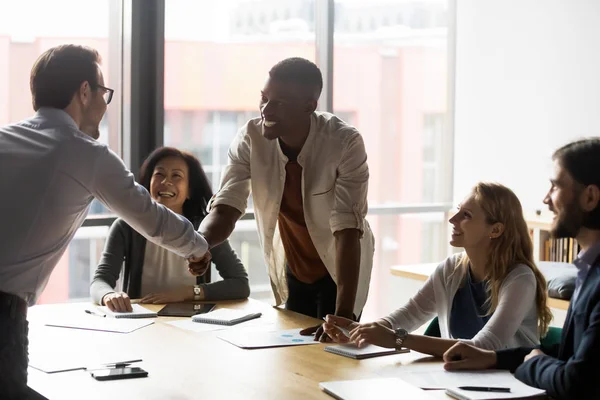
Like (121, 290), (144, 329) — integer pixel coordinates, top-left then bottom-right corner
(164, 0), (316, 298)
(6, 1), (453, 307)
(334, 0), (451, 278)
(0, 0), (123, 303)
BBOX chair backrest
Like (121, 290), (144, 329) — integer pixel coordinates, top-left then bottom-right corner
(540, 326), (562, 348)
(424, 316), (441, 337)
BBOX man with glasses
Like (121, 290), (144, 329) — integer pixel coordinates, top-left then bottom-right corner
(0, 44), (208, 399)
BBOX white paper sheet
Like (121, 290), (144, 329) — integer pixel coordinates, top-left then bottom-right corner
(446, 382), (546, 400)
(217, 328), (322, 349)
(96, 304), (157, 318)
(397, 366), (540, 392)
(320, 378), (434, 400)
(45, 317), (153, 334)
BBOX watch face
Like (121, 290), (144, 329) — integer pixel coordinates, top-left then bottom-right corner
(395, 328), (408, 339)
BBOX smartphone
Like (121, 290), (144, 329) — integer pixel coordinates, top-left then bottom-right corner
(90, 367), (148, 381)
(157, 302), (216, 317)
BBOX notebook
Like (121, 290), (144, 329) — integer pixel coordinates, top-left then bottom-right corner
(324, 344), (409, 359)
(446, 383), (546, 399)
(97, 304), (157, 319)
(320, 378), (435, 400)
(192, 308), (262, 326)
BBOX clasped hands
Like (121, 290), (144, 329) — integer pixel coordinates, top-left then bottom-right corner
(187, 250), (212, 276)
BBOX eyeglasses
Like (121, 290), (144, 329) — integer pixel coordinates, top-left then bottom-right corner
(96, 84), (114, 105)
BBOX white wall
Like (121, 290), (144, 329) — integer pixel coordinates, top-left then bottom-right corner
(454, 0), (600, 212)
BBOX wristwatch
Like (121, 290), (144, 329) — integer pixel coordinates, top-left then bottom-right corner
(193, 285), (203, 301)
(394, 328), (408, 350)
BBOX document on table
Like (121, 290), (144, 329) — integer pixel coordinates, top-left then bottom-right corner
(218, 328), (322, 349)
(320, 378), (435, 400)
(397, 366), (540, 391)
(45, 317), (153, 333)
(446, 382), (545, 400)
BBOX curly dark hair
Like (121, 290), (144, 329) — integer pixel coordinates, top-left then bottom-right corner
(139, 147), (212, 228)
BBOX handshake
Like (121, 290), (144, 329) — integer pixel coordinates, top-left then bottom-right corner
(187, 251), (212, 276)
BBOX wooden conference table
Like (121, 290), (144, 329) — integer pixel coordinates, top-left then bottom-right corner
(27, 298), (450, 400)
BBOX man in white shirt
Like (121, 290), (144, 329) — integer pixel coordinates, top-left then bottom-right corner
(194, 58), (375, 340)
(0, 44), (208, 399)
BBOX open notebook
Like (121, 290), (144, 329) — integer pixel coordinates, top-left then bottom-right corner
(324, 344), (409, 359)
(192, 308), (262, 326)
(96, 304), (157, 319)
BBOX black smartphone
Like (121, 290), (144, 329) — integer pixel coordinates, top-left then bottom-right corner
(90, 367), (148, 381)
(157, 302), (216, 317)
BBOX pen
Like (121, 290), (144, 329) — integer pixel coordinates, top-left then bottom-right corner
(85, 309), (106, 317)
(322, 317), (351, 338)
(458, 386), (511, 393)
(87, 359), (143, 371)
(102, 359), (143, 368)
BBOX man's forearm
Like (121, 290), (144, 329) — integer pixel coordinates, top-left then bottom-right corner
(334, 228), (361, 319)
(199, 205), (242, 249)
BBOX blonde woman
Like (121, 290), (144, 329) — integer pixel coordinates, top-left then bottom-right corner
(324, 182), (552, 357)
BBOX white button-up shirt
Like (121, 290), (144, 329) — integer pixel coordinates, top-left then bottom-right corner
(0, 108), (207, 304)
(210, 112), (374, 316)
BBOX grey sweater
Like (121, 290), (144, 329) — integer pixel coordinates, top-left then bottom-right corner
(90, 218), (250, 304)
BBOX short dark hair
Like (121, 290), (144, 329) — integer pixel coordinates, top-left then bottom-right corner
(269, 57), (323, 99)
(553, 137), (600, 229)
(139, 147), (213, 227)
(30, 44), (101, 111)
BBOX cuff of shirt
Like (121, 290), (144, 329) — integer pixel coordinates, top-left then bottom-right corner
(208, 195), (247, 217)
(190, 232), (209, 258)
(330, 208), (364, 237)
(495, 349), (525, 372)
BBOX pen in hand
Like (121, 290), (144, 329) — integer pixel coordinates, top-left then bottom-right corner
(322, 317), (351, 338)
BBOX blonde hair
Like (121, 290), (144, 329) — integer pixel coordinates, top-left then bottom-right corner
(458, 182), (552, 336)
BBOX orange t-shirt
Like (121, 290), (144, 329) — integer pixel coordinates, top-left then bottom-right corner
(278, 161), (329, 284)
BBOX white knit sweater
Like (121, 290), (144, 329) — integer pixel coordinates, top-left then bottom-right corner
(382, 253), (540, 350)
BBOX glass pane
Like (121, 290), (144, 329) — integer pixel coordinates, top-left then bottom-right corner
(224, 220), (273, 302)
(164, 0), (316, 193)
(164, 0), (315, 294)
(333, 0), (451, 206)
(37, 226), (109, 304)
(0, 0), (123, 215)
(363, 212), (448, 318)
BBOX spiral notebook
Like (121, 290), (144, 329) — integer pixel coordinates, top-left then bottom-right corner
(192, 308), (262, 326)
(324, 344), (408, 359)
(97, 304), (157, 319)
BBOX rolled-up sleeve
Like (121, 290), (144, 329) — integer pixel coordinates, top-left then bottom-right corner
(90, 147), (207, 259)
(330, 133), (369, 236)
(209, 126), (252, 214)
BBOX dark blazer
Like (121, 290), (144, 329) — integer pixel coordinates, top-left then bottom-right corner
(90, 218), (250, 303)
(496, 257), (600, 399)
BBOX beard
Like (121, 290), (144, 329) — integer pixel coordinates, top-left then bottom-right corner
(551, 200), (585, 239)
